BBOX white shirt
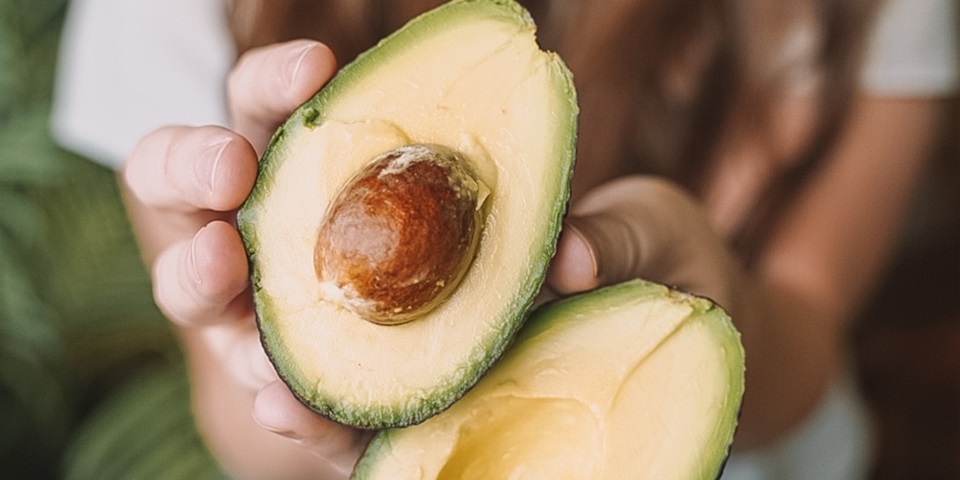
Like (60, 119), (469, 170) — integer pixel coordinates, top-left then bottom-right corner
(861, 0), (959, 96)
(51, 0), (234, 167)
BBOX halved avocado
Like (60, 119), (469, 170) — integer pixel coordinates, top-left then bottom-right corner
(352, 279), (745, 479)
(237, 0), (577, 428)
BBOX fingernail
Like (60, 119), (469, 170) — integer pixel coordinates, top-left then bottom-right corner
(267, 427), (301, 441)
(285, 42), (317, 88)
(254, 418), (301, 440)
(188, 231), (203, 287)
(547, 217), (602, 295)
(198, 137), (230, 195)
(253, 382), (299, 436)
(563, 218), (600, 281)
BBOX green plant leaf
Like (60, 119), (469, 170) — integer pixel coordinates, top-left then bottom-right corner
(62, 366), (226, 480)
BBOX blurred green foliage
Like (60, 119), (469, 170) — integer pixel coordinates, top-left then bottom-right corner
(0, 1), (224, 478)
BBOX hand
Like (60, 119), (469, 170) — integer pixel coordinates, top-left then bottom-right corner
(122, 40), (370, 479)
(545, 176), (799, 449)
(547, 175), (750, 323)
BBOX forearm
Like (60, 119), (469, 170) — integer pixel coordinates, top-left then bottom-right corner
(732, 95), (946, 448)
(731, 276), (842, 449)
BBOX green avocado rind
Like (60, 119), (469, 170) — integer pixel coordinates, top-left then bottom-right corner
(237, 0), (578, 429)
(350, 279), (746, 479)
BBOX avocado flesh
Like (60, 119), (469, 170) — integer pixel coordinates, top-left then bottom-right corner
(352, 280), (746, 479)
(237, 0), (577, 428)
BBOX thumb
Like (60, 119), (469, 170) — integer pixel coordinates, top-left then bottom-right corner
(547, 213), (640, 294)
(546, 176), (737, 309)
(253, 381), (372, 476)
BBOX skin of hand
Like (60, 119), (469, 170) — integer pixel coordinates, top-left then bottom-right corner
(545, 175), (773, 444)
(548, 176), (745, 307)
(122, 40), (371, 480)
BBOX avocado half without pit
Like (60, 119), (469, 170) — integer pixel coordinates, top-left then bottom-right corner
(238, 0), (578, 428)
(352, 280), (746, 480)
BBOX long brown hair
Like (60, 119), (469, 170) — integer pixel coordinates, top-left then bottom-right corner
(226, 0), (876, 253)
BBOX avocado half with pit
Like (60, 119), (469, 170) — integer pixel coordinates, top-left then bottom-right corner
(237, 0), (578, 428)
(352, 279), (746, 479)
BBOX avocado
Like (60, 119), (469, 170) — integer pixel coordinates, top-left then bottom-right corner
(351, 279), (745, 479)
(237, 0), (578, 428)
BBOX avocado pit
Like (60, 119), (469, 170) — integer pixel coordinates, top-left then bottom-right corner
(314, 144), (486, 325)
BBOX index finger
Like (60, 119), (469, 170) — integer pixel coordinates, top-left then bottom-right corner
(227, 40), (338, 152)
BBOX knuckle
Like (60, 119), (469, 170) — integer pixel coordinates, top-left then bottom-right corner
(226, 43), (268, 98)
(122, 126), (173, 194)
(226, 42), (282, 119)
(225, 57), (250, 115)
(633, 176), (695, 205)
(227, 40), (335, 126)
(150, 244), (194, 326)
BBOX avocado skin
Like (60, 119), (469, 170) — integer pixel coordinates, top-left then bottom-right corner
(237, 0), (578, 429)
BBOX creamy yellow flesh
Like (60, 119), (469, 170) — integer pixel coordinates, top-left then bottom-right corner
(254, 13), (570, 412)
(360, 292), (743, 479)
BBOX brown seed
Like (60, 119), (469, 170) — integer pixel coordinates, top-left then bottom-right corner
(314, 144), (486, 325)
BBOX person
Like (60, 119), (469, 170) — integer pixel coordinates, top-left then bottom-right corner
(51, 0), (957, 478)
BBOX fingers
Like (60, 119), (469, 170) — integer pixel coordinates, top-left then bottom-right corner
(549, 177), (667, 294)
(125, 125), (258, 214)
(547, 176), (738, 308)
(152, 219), (277, 389)
(254, 381), (373, 476)
(152, 220), (252, 327)
(228, 39), (338, 151)
(203, 322), (279, 391)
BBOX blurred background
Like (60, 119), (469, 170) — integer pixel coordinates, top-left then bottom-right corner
(0, 0), (956, 479)
(0, 1), (224, 478)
